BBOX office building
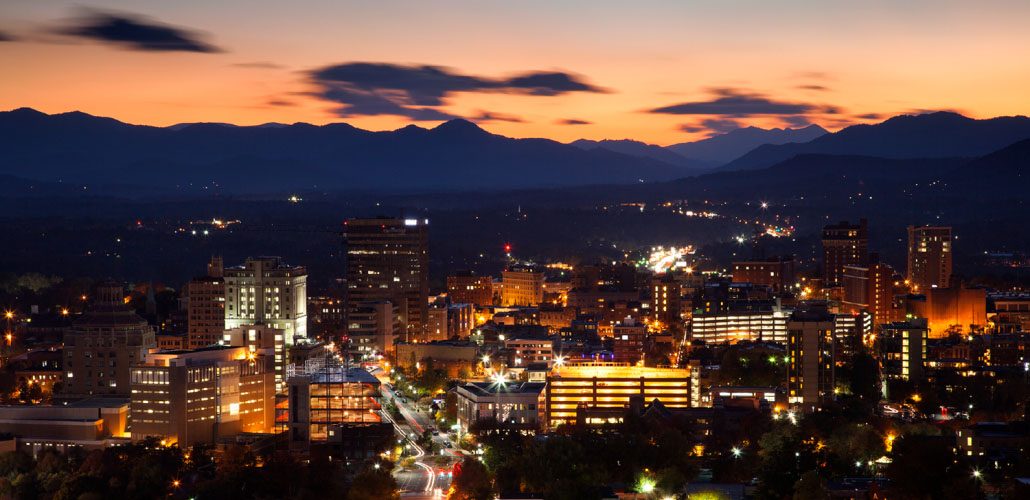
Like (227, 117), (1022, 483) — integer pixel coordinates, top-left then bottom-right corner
(347, 301), (399, 359)
(822, 219), (868, 286)
(222, 324), (286, 392)
(63, 283), (157, 398)
(907, 283), (987, 337)
(544, 361), (691, 428)
(501, 267), (544, 306)
(732, 256), (796, 292)
(224, 256), (308, 342)
(344, 218), (429, 343)
(833, 311), (873, 362)
(129, 345), (276, 446)
(612, 316), (646, 363)
(455, 381), (545, 433)
(842, 255), (899, 325)
(504, 337), (553, 367)
(186, 257), (225, 349)
(878, 319), (928, 381)
(651, 276), (683, 331)
(907, 226), (953, 290)
(447, 272), (494, 307)
(787, 307), (836, 412)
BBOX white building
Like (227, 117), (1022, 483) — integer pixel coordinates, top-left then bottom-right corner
(224, 257), (308, 342)
(454, 381), (545, 433)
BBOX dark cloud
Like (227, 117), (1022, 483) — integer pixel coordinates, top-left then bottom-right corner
(0, 30), (16, 42)
(233, 61), (284, 69)
(308, 62), (604, 120)
(797, 84), (829, 91)
(679, 117), (742, 135)
(56, 11), (221, 53)
(471, 111), (525, 123)
(265, 98), (295, 107)
(779, 115), (813, 128)
(854, 113), (884, 120)
(556, 118), (592, 125)
(651, 88), (836, 116)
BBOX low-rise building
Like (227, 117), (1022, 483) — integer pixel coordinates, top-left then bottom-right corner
(454, 381), (545, 433)
(0, 397), (129, 455)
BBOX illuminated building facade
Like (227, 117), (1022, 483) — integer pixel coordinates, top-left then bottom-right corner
(63, 283), (157, 399)
(612, 316), (646, 363)
(186, 257), (225, 349)
(447, 272), (494, 307)
(787, 308), (836, 412)
(347, 301), (398, 358)
(731, 256), (796, 292)
(501, 267), (544, 306)
(690, 302), (789, 344)
(504, 337), (553, 367)
(455, 381), (545, 433)
(129, 346), (276, 446)
(651, 277), (683, 331)
(222, 324), (285, 392)
(344, 218), (429, 342)
(878, 318), (927, 381)
(544, 361), (691, 428)
(907, 284), (987, 336)
(822, 219), (869, 286)
(907, 225), (953, 290)
(224, 256), (308, 341)
(842, 255), (899, 325)
(286, 357), (388, 456)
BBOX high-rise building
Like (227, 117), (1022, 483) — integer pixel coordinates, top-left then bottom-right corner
(732, 256), (796, 292)
(651, 276), (683, 331)
(907, 226), (953, 290)
(222, 324), (286, 392)
(842, 255), (899, 325)
(501, 266), (544, 306)
(447, 272), (494, 307)
(878, 318), (927, 382)
(186, 257), (225, 349)
(343, 218), (429, 343)
(63, 282), (157, 398)
(224, 257), (308, 341)
(822, 219), (868, 286)
(612, 316), (646, 363)
(129, 345), (276, 446)
(787, 306), (836, 412)
(347, 301), (399, 358)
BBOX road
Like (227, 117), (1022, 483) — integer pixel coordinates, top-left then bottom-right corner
(379, 377), (461, 498)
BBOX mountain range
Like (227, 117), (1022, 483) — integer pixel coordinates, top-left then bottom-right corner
(720, 112), (1030, 171)
(1, 108), (1029, 195)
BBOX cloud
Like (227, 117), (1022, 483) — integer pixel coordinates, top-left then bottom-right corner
(55, 10), (221, 53)
(797, 84), (829, 92)
(854, 113), (884, 120)
(679, 117), (742, 135)
(265, 98), (295, 107)
(556, 118), (592, 125)
(651, 87), (836, 116)
(233, 61), (284, 69)
(471, 110), (525, 123)
(0, 30), (16, 42)
(308, 62), (605, 120)
(779, 115), (814, 128)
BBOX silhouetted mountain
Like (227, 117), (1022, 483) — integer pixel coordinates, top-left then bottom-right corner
(721, 112), (1030, 171)
(0, 108), (693, 193)
(570, 138), (713, 169)
(666, 124), (827, 165)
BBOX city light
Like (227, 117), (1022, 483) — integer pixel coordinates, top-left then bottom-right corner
(637, 477), (656, 494)
(731, 446), (742, 458)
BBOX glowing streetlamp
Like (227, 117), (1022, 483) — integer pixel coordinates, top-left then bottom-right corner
(731, 446), (742, 458)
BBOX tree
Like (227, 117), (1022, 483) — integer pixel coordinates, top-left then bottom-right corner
(347, 466), (399, 500)
(848, 350), (881, 402)
(452, 457), (493, 500)
(793, 470), (829, 500)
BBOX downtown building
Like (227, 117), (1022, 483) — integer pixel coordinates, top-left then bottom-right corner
(877, 318), (928, 382)
(224, 256), (308, 341)
(447, 271), (495, 307)
(787, 306), (836, 412)
(731, 256), (797, 293)
(842, 254), (901, 326)
(501, 266), (545, 306)
(186, 257), (225, 349)
(907, 225), (953, 290)
(343, 218), (429, 343)
(822, 219), (869, 287)
(63, 283), (157, 399)
(129, 345), (276, 446)
(689, 300), (790, 345)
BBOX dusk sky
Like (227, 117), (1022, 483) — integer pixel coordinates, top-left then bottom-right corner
(2, 0), (1029, 144)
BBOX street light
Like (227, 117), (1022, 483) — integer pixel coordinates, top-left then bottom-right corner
(731, 446), (742, 458)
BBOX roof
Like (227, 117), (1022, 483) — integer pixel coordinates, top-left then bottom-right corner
(460, 381), (545, 397)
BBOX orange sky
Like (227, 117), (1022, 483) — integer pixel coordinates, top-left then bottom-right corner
(2, 1), (1029, 145)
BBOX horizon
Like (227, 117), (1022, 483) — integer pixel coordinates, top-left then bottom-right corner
(3, 1), (1030, 144)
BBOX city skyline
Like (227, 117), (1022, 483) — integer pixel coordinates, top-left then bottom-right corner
(2, 1), (1030, 144)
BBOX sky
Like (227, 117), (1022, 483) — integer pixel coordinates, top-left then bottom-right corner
(1, 1), (1029, 145)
